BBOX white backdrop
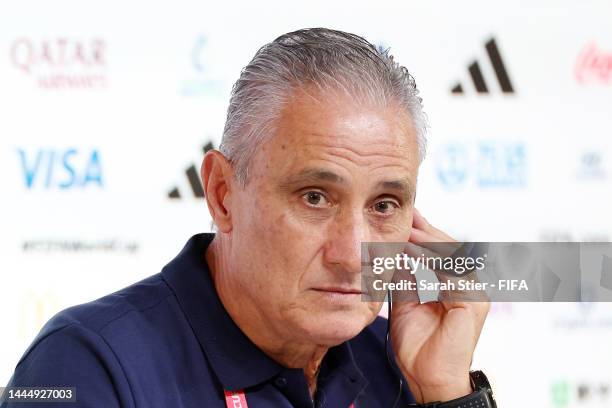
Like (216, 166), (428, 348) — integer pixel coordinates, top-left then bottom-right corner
(1, 1), (612, 407)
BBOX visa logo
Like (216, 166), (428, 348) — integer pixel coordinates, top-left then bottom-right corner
(18, 148), (103, 189)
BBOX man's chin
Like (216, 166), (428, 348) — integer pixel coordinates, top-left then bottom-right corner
(300, 310), (374, 346)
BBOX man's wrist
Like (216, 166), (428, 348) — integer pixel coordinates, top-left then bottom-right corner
(414, 376), (472, 404)
(410, 371), (496, 408)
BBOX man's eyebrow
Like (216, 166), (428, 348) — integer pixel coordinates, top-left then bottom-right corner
(377, 178), (415, 202)
(279, 169), (414, 201)
(278, 168), (346, 190)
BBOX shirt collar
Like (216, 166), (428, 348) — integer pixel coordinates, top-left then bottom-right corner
(161, 233), (367, 395)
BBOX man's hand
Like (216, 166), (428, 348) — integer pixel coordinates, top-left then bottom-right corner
(390, 209), (490, 404)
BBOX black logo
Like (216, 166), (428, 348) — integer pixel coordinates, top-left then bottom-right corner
(451, 38), (514, 94)
(168, 142), (214, 199)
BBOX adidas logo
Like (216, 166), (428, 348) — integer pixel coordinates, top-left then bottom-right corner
(451, 37), (515, 95)
(168, 141), (214, 199)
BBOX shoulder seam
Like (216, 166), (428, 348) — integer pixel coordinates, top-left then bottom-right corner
(96, 292), (174, 333)
(79, 274), (167, 330)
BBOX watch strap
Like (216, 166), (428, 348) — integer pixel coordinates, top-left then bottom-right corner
(411, 370), (496, 408)
(419, 388), (495, 408)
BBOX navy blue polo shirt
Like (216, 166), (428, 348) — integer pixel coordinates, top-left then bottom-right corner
(2, 233), (415, 407)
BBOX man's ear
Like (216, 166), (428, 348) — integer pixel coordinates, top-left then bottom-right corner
(201, 150), (234, 233)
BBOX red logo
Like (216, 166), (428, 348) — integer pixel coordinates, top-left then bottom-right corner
(10, 37), (108, 89)
(223, 390), (247, 408)
(575, 42), (612, 85)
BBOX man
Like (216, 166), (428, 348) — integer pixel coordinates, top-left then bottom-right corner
(2, 28), (492, 407)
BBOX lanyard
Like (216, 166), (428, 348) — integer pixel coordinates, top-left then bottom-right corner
(224, 389), (355, 408)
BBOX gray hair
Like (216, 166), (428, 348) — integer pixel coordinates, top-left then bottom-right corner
(219, 27), (427, 186)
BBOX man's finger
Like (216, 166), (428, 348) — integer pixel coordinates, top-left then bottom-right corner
(413, 209), (455, 242)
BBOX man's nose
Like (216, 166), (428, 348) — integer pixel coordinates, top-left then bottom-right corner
(323, 210), (369, 275)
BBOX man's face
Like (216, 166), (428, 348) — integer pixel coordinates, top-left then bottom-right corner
(227, 88), (420, 346)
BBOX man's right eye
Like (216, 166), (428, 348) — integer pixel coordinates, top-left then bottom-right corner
(301, 191), (330, 208)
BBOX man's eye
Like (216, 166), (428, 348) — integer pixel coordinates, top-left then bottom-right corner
(372, 200), (399, 215)
(301, 191), (329, 207)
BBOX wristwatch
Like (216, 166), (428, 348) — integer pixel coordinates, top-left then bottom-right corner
(412, 371), (497, 408)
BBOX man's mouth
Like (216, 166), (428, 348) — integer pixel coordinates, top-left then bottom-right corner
(312, 286), (363, 295)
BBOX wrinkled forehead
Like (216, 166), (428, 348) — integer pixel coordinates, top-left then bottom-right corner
(287, 85), (417, 138)
(248, 89), (420, 195)
(274, 87), (416, 147)
(273, 88), (419, 162)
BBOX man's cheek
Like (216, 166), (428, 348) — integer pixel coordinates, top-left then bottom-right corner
(373, 220), (412, 242)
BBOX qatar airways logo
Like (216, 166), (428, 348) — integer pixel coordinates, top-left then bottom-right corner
(10, 37), (108, 89)
(575, 42), (612, 85)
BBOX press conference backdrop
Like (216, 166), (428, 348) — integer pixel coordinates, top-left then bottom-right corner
(1, 0), (611, 406)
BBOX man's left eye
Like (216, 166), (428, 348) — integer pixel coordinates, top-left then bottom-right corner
(372, 200), (399, 215)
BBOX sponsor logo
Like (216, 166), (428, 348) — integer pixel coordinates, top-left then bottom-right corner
(10, 37), (107, 89)
(575, 42), (612, 85)
(577, 151), (607, 180)
(551, 379), (611, 408)
(451, 37), (515, 95)
(168, 142), (214, 199)
(552, 302), (612, 330)
(538, 230), (610, 242)
(18, 148), (103, 190)
(18, 290), (60, 339)
(179, 35), (225, 97)
(21, 239), (138, 253)
(435, 141), (527, 189)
